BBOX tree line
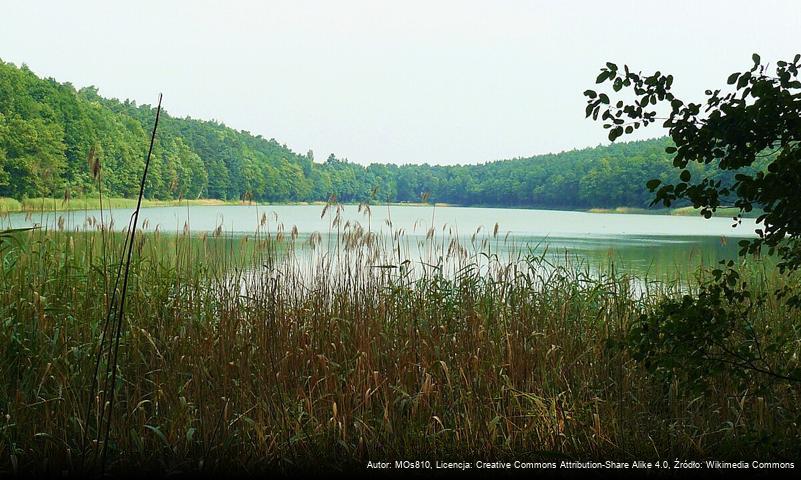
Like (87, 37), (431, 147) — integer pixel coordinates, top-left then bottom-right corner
(0, 59), (752, 209)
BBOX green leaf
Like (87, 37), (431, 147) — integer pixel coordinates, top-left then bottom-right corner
(596, 71), (609, 84)
(727, 72), (739, 85)
(752, 53), (761, 66)
(736, 72), (750, 89)
(680, 170), (691, 182)
(145, 424), (170, 448)
(646, 179), (661, 190)
(608, 126), (623, 142)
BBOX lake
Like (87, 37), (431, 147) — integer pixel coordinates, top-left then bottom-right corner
(2, 204), (759, 278)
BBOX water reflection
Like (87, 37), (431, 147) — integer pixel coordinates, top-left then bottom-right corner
(2, 204), (756, 285)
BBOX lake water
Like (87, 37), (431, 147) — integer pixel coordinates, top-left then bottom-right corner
(2, 204), (759, 278)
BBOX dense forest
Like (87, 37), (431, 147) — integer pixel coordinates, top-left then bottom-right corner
(0, 59), (748, 209)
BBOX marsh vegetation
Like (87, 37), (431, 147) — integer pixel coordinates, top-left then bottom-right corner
(0, 200), (798, 476)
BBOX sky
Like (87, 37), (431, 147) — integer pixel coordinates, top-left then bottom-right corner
(1, 0), (799, 166)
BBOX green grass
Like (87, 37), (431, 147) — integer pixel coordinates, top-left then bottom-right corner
(0, 210), (798, 476)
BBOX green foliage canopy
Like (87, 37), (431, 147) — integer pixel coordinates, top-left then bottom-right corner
(1, 58), (722, 211)
(586, 53), (801, 386)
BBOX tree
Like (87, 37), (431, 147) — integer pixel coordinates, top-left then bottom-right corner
(585, 53), (801, 386)
(0, 57), (764, 211)
(0, 115), (9, 187)
(585, 53), (801, 273)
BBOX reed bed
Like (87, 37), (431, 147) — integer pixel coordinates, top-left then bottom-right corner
(0, 198), (22, 214)
(0, 196), (243, 214)
(0, 212), (799, 476)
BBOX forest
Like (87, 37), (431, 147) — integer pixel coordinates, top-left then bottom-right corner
(0, 59), (756, 209)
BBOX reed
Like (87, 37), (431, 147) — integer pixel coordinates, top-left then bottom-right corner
(0, 197), (247, 213)
(0, 204), (798, 476)
(0, 198), (22, 213)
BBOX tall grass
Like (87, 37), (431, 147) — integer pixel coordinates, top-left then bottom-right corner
(0, 207), (799, 476)
(0, 198), (22, 213)
(0, 197), (244, 213)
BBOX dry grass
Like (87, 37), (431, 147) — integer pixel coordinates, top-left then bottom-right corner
(0, 208), (799, 476)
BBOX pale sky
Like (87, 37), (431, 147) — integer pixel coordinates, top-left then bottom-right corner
(1, 0), (799, 165)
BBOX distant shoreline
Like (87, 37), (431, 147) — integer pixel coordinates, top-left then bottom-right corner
(586, 206), (758, 218)
(0, 197), (455, 214)
(0, 196), (756, 218)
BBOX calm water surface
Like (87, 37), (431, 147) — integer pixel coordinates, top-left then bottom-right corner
(3, 204), (759, 277)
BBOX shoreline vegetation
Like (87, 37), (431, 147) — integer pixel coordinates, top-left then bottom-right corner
(1, 217), (797, 476)
(1, 59), (766, 212)
(0, 196), (241, 213)
(0, 197), (460, 214)
(586, 206), (759, 217)
(0, 196), (757, 218)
